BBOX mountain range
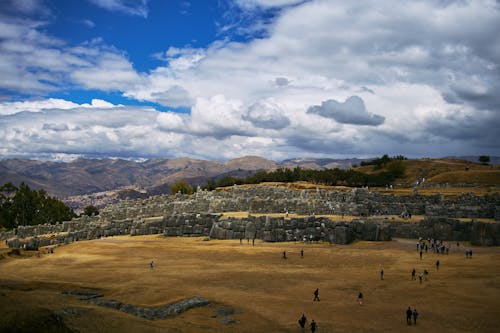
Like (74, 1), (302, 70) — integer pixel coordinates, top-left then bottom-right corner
(1, 155), (496, 212)
(0, 156), (367, 199)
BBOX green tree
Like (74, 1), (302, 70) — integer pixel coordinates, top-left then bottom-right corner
(386, 160), (406, 178)
(0, 182), (76, 228)
(170, 180), (194, 195)
(82, 205), (99, 217)
(0, 183), (18, 229)
(479, 155), (490, 165)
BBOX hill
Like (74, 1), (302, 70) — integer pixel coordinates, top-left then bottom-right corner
(0, 157), (270, 197)
(354, 158), (499, 187)
(1, 156), (498, 212)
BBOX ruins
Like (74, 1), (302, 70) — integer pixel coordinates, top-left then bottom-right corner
(2, 186), (499, 248)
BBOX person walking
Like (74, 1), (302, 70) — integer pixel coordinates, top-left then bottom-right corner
(380, 267), (384, 280)
(313, 288), (320, 301)
(413, 308), (419, 324)
(436, 260), (440, 270)
(282, 251), (287, 259)
(358, 292), (363, 305)
(411, 268), (416, 280)
(406, 306), (412, 325)
(150, 261), (154, 269)
(310, 319), (317, 332)
(298, 313), (307, 332)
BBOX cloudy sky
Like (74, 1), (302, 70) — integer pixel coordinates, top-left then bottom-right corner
(0, 0), (499, 161)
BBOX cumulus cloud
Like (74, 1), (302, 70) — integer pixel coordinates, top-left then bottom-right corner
(0, 98), (120, 116)
(243, 100), (290, 129)
(151, 85), (194, 108)
(1, 0), (500, 160)
(0, 18), (140, 95)
(307, 96), (385, 126)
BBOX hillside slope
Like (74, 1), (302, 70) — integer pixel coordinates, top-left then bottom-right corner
(355, 158), (499, 187)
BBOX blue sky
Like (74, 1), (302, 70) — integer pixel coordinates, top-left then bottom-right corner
(0, 0), (499, 161)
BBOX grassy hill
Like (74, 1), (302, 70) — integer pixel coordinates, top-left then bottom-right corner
(354, 158), (499, 188)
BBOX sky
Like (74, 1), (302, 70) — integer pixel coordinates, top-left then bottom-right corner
(0, 0), (499, 162)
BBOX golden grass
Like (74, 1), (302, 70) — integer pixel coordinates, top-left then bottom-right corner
(355, 158), (499, 188)
(1, 236), (500, 332)
(427, 170), (500, 185)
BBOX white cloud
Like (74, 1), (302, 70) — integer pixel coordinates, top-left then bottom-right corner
(0, 19), (140, 95)
(86, 0), (150, 18)
(243, 99), (290, 129)
(0, 98), (120, 116)
(1, 0), (499, 160)
(233, 0), (308, 9)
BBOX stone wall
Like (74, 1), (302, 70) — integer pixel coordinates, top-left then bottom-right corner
(6, 213), (500, 249)
(3, 186), (499, 248)
(92, 187), (500, 221)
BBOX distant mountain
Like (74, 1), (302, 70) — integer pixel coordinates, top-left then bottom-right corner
(2, 155), (495, 212)
(0, 156), (280, 199)
(281, 157), (371, 169)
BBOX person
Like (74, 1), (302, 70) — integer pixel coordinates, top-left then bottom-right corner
(310, 319), (317, 332)
(282, 251), (287, 259)
(298, 313), (307, 332)
(313, 288), (320, 301)
(301, 249), (304, 258)
(424, 269), (429, 281)
(380, 267), (384, 280)
(411, 268), (416, 280)
(150, 261), (154, 269)
(419, 273), (423, 284)
(406, 306), (412, 325)
(358, 292), (363, 305)
(413, 308), (419, 324)
(420, 250), (423, 260)
(436, 260), (440, 270)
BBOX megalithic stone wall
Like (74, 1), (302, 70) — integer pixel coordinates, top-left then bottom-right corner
(4, 214), (500, 249)
(93, 186), (499, 220)
(2, 186), (499, 248)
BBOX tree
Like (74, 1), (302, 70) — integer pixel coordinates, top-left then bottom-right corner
(0, 183), (18, 229)
(170, 180), (193, 195)
(0, 182), (76, 229)
(386, 160), (406, 178)
(82, 205), (99, 217)
(479, 155), (490, 165)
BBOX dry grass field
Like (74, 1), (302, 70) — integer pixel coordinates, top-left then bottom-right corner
(1, 235), (500, 332)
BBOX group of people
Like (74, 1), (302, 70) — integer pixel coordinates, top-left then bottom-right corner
(411, 268), (429, 283)
(406, 306), (419, 325)
(417, 238), (457, 255)
(296, 289), (320, 332)
(282, 248), (305, 260)
(298, 313), (317, 332)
